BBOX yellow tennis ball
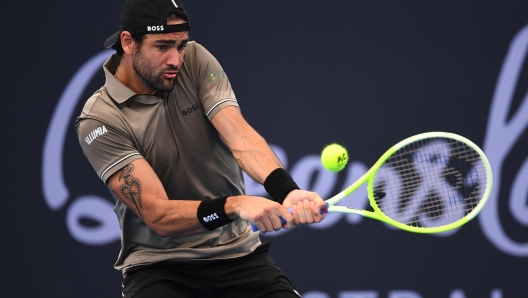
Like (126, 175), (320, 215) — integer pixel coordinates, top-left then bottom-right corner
(321, 143), (348, 172)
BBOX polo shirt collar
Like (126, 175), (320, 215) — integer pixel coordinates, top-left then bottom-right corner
(103, 54), (140, 104)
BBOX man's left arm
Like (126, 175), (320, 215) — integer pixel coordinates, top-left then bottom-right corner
(211, 105), (326, 225)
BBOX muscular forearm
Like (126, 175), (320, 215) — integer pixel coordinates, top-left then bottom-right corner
(143, 199), (207, 237)
(109, 160), (211, 237)
(142, 194), (291, 237)
(230, 131), (283, 183)
(211, 106), (283, 183)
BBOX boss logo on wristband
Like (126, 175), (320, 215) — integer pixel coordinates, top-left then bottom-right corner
(197, 197), (233, 231)
(203, 213), (219, 222)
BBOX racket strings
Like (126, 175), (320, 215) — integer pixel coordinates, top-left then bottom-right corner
(372, 137), (487, 228)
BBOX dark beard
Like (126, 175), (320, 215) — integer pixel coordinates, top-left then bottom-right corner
(132, 50), (177, 93)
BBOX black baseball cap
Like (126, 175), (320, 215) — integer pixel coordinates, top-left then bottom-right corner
(103, 0), (190, 48)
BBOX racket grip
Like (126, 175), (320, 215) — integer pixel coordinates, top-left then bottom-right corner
(250, 204), (328, 232)
(250, 208), (291, 232)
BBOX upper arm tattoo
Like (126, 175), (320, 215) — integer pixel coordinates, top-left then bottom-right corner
(118, 164), (143, 219)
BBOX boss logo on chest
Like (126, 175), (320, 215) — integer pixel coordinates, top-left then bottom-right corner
(181, 104), (199, 116)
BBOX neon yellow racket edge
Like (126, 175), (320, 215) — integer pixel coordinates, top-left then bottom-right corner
(325, 131), (492, 234)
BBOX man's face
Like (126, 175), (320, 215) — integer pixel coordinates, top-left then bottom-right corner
(132, 19), (189, 92)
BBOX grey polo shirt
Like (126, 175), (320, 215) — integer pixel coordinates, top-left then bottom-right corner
(75, 41), (260, 272)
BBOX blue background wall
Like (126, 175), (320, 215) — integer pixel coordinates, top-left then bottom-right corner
(2, 1), (528, 297)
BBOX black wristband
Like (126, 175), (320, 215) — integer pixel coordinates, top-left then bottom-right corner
(264, 168), (300, 204)
(197, 196), (234, 231)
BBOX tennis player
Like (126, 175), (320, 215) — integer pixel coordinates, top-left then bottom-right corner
(75, 0), (325, 297)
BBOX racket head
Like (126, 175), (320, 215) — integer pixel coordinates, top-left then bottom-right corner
(365, 132), (492, 234)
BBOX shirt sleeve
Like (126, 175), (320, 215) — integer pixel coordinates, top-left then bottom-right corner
(76, 117), (144, 184)
(188, 42), (239, 120)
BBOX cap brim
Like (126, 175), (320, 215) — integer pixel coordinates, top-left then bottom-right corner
(103, 30), (122, 48)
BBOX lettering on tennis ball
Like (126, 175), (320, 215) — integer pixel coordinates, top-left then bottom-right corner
(321, 143), (348, 172)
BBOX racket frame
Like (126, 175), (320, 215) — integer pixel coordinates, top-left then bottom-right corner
(325, 132), (493, 234)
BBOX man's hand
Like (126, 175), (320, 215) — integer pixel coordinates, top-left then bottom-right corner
(282, 190), (326, 225)
(225, 195), (294, 232)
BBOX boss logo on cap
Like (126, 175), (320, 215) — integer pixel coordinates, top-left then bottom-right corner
(147, 25), (165, 32)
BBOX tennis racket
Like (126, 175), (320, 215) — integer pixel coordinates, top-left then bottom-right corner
(251, 132), (492, 233)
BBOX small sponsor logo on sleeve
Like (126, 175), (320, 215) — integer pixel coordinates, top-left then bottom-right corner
(207, 71), (225, 82)
(85, 125), (108, 145)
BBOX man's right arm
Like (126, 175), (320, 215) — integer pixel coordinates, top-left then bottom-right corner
(107, 158), (294, 236)
(107, 158), (204, 237)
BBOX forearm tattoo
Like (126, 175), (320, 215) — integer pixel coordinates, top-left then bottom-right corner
(118, 164), (143, 219)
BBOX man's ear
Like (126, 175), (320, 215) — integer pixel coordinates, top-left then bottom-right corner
(120, 31), (135, 55)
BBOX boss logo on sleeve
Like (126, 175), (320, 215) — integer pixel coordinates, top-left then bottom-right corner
(85, 125), (108, 145)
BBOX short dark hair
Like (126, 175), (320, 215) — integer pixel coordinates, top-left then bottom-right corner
(112, 8), (189, 55)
